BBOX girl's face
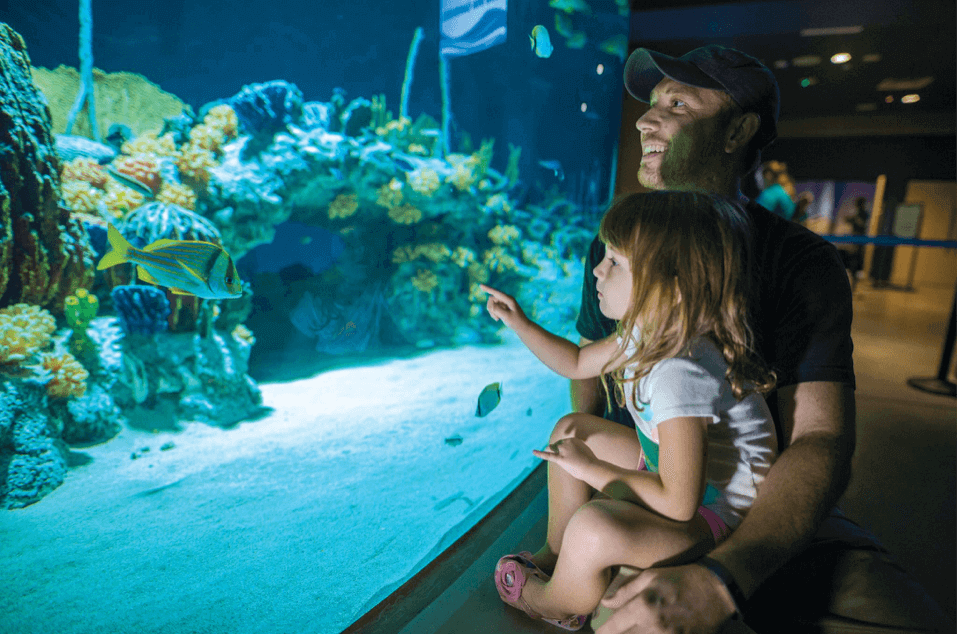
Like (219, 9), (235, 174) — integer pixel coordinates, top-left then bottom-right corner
(593, 244), (634, 321)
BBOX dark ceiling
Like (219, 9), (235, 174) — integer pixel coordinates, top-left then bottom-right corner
(626, 0), (955, 136)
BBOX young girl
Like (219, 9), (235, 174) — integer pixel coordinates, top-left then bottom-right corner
(481, 191), (778, 631)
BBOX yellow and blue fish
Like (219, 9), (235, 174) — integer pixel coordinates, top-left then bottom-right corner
(476, 382), (502, 417)
(97, 224), (243, 299)
(530, 25), (554, 58)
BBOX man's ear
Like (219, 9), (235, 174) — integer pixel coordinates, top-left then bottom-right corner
(725, 112), (760, 154)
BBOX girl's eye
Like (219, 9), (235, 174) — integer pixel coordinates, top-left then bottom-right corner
(672, 99), (685, 108)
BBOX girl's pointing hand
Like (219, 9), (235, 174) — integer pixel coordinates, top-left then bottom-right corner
(480, 284), (529, 329)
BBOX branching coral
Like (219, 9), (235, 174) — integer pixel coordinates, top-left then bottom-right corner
(387, 204), (422, 225)
(176, 144), (218, 187)
(0, 304), (56, 364)
(483, 246), (518, 273)
(188, 123), (227, 155)
(411, 269), (439, 293)
(204, 104), (239, 140)
(451, 247), (476, 267)
(121, 132), (179, 159)
(328, 193), (359, 220)
(156, 182), (197, 210)
(376, 178), (404, 208)
(406, 166), (440, 197)
(61, 180), (105, 215)
(39, 351), (89, 399)
(61, 157), (108, 189)
(101, 181), (145, 218)
(488, 224), (521, 245)
(445, 154), (480, 192)
(484, 193), (512, 214)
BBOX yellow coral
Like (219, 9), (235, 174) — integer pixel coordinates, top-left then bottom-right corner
(468, 263), (489, 284)
(407, 167), (441, 197)
(452, 247), (476, 267)
(376, 117), (411, 136)
(484, 247), (517, 273)
(62, 157), (108, 189)
(328, 193), (359, 220)
(188, 124), (227, 155)
(417, 243), (451, 263)
(232, 324), (256, 346)
(176, 144), (218, 186)
(156, 182), (197, 210)
(61, 180), (104, 215)
(411, 269), (439, 293)
(388, 204), (423, 225)
(122, 131), (179, 159)
(488, 224), (521, 245)
(392, 245), (418, 264)
(204, 104), (239, 139)
(468, 283), (488, 304)
(376, 178), (404, 208)
(102, 181), (145, 218)
(407, 143), (428, 155)
(0, 304), (57, 364)
(446, 161), (478, 192)
(484, 193), (512, 214)
(39, 352), (89, 399)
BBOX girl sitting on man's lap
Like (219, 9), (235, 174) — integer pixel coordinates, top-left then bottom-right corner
(481, 191), (778, 630)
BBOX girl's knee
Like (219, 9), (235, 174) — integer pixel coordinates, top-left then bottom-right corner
(549, 413), (587, 444)
(563, 500), (619, 556)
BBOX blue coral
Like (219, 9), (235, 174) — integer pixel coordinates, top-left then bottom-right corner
(228, 80), (303, 137)
(111, 285), (171, 335)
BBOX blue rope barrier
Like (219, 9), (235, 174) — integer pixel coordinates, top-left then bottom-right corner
(821, 235), (957, 248)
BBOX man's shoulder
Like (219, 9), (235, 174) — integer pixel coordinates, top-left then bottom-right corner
(746, 199), (838, 257)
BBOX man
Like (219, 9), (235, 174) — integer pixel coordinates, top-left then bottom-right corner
(571, 45), (953, 633)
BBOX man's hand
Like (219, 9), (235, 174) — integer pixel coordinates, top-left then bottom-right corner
(596, 564), (738, 634)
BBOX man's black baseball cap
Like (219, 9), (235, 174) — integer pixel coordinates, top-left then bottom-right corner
(624, 45), (780, 148)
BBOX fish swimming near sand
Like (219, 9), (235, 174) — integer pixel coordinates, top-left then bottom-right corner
(97, 224), (243, 299)
(475, 382), (502, 417)
(530, 25), (554, 58)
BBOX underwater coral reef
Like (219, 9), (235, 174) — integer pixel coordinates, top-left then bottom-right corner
(0, 19), (595, 507)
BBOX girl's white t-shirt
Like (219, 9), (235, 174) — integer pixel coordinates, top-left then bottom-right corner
(620, 335), (778, 528)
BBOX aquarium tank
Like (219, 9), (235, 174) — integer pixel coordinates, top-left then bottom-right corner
(0, 0), (627, 631)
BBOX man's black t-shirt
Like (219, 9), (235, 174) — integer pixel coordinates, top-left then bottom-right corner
(575, 199), (856, 449)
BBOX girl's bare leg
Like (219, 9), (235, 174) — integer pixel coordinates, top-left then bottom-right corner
(525, 499), (716, 616)
(531, 413), (644, 574)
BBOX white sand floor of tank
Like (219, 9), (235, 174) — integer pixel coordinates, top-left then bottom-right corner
(0, 338), (572, 633)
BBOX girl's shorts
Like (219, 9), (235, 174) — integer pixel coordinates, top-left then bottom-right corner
(697, 505), (732, 543)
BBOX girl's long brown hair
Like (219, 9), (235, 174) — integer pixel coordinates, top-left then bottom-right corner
(597, 191), (776, 409)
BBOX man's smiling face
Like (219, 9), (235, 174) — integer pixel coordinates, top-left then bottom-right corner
(635, 77), (736, 192)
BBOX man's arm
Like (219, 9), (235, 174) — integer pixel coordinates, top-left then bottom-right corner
(707, 381), (855, 594)
(598, 380), (856, 633)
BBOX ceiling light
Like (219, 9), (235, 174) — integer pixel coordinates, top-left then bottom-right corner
(581, 102), (588, 112)
(876, 77), (934, 91)
(855, 103), (877, 112)
(596, 64), (604, 75)
(793, 55), (822, 67)
(830, 53), (852, 64)
(800, 77), (819, 88)
(800, 26), (863, 36)
(901, 94), (920, 104)
(773, 60), (789, 69)
(862, 53), (881, 63)
(885, 95), (894, 103)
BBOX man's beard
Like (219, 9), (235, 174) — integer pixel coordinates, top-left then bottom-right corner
(641, 117), (726, 192)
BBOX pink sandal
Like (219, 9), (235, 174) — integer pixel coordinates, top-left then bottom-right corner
(493, 552), (587, 631)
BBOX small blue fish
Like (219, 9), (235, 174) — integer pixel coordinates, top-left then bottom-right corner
(97, 224), (243, 299)
(475, 382), (502, 417)
(538, 160), (565, 181)
(530, 25), (554, 59)
(599, 34), (628, 61)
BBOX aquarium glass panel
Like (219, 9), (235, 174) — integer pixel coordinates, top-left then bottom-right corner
(0, 1), (627, 631)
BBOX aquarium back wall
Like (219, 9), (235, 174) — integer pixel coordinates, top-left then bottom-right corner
(8, 0), (624, 182)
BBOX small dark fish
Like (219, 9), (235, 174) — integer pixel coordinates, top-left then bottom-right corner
(526, 408), (533, 416)
(475, 382), (502, 417)
(106, 164), (157, 198)
(444, 434), (464, 447)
